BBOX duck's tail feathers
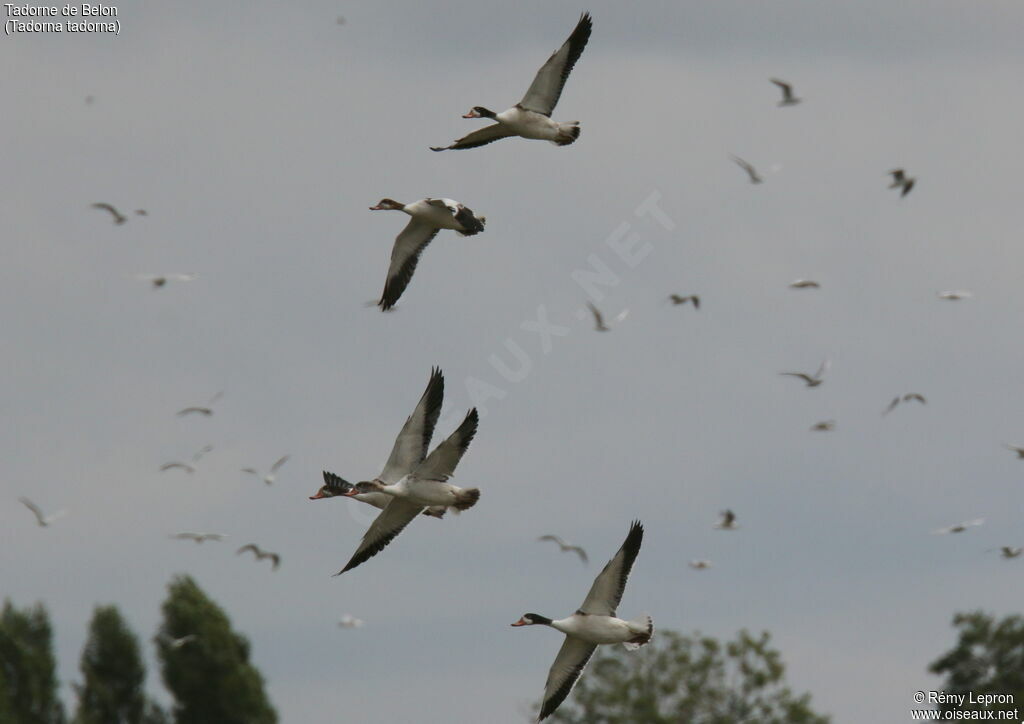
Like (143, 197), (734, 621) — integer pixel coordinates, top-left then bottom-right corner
(553, 123), (581, 146)
(622, 614), (653, 650)
(452, 488), (480, 512)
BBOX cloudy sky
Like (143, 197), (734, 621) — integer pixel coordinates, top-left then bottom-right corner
(5, 1), (1024, 721)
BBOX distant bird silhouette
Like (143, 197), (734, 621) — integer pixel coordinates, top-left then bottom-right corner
(770, 78), (801, 106)
(997, 546), (1022, 559)
(171, 532), (226, 543)
(18, 497), (68, 527)
(668, 294), (700, 309)
(191, 444), (214, 462)
(176, 392), (222, 417)
(586, 302), (627, 332)
(538, 535), (588, 564)
(932, 518), (984, 535)
(241, 455), (291, 485)
(689, 560), (713, 570)
(883, 393), (927, 415)
(780, 360), (830, 388)
(789, 279), (820, 289)
(338, 614), (364, 629)
(136, 273), (197, 289)
(134, 209), (148, 217)
(159, 462), (196, 474)
(810, 420), (836, 432)
(165, 633), (198, 648)
(1004, 444), (1024, 459)
(91, 202), (127, 225)
(937, 290), (972, 300)
(714, 509), (738, 530)
(730, 155), (763, 184)
(236, 544), (281, 570)
(888, 169), (915, 197)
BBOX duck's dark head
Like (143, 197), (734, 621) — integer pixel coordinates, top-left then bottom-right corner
(463, 106), (497, 120)
(310, 472), (352, 500)
(370, 198), (404, 211)
(511, 613), (552, 627)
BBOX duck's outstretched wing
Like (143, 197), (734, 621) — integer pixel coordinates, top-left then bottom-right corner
(336, 499), (424, 575)
(379, 368), (445, 483)
(378, 219), (440, 310)
(430, 124), (515, 152)
(413, 408), (478, 482)
(538, 636), (597, 721)
(519, 13), (593, 116)
(578, 520), (643, 616)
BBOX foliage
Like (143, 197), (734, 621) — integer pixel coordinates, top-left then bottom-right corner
(929, 610), (1024, 715)
(0, 599), (66, 724)
(73, 605), (166, 724)
(156, 575), (276, 724)
(544, 628), (830, 723)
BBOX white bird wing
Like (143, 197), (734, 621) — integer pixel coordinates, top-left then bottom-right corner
(518, 13), (593, 117)
(336, 499), (424, 575)
(578, 521), (643, 616)
(378, 218), (441, 310)
(538, 636), (597, 721)
(431, 123), (516, 152)
(412, 408), (479, 482)
(270, 455), (290, 474)
(379, 368), (445, 484)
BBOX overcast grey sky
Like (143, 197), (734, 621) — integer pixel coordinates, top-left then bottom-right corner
(5, 1), (1024, 721)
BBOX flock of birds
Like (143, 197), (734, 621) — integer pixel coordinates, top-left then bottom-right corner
(23, 8), (1019, 722)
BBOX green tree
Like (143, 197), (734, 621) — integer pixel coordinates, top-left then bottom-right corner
(73, 605), (166, 724)
(929, 610), (1024, 716)
(0, 599), (66, 724)
(156, 575), (276, 724)
(543, 629), (830, 723)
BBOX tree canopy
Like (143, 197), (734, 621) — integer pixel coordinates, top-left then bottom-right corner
(543, 628), (830, 723)
(156, 575), (277, 724)
(0, 599), (66, 724)
(73, 604), (166, 724)
(929, 610), (1024, 716)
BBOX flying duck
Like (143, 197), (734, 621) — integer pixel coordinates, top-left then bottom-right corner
(312, 367), (448, 519)
(431, 13), (592, 151)
(513, 521), (651, 721)
(370, 198), (485, 311)
(323, 369), (480, 575)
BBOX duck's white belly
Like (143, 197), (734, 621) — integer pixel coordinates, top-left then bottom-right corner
(353, 491), (390, 510)
(497, 107), (560, 140)
(406, 200), (461, 231)
(394, 476), (459, 507)
(553, 615), (635, 645)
